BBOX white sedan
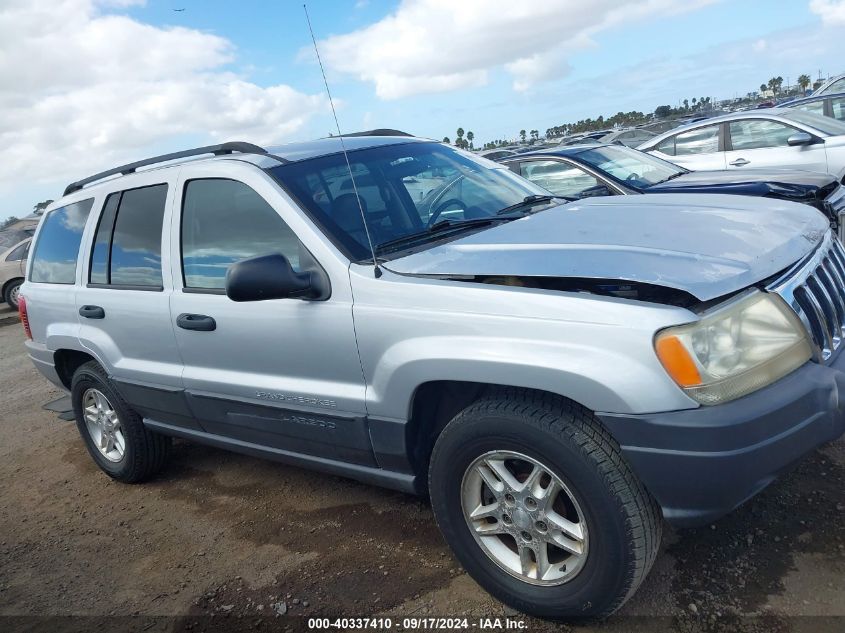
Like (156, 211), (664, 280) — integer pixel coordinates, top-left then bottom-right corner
(638, 108), (845, 180)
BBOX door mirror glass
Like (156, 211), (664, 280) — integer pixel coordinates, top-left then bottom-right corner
(787, 132), (813, 146)
(225, 253), (326, 302)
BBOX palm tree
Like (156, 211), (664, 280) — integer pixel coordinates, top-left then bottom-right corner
(519, 129), (527, 143)
(683, 99), (689, 111)
(442, 136), (450, 144)
(797, 74), (811, 93)
(767, 76), (783, 94)
(760, 83), (767, 93)
(456, 127), (465, 144)
(466, 131), (474, 149)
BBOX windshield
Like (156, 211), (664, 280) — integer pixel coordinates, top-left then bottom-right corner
(270, 141), (552, 261)
(574, 145), (685, 188)
(780, 108), (845, 135)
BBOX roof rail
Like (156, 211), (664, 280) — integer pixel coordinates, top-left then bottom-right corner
(63, 141), (283, 196)
(341, 129), (413, 137)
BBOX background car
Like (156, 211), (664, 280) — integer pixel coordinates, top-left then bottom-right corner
(0, 236), (30, 310)
(598, 128), (657, 147)
(638, 108), (845, 180)
(478, 148), (518, 161)
(783, 91), (845, 121)
(813, 72), (845, 96)
(501, 144), (845, 232)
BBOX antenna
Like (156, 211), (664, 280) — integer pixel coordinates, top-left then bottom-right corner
(303, 4), (381, 278)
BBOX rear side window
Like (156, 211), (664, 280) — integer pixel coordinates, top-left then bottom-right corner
(181, 179), (305, 290)
(29, 199), (94, 283)
(673, 125), (720, 155)
(89, 184), (167, 288)
(794, 100), (826, 116)
(5, 240), (30, 262)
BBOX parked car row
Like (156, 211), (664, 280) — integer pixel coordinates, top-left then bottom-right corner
(0, 232), (32, 310)
(500, 143), (844, 234)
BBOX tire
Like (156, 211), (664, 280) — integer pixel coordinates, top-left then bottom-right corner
(4, 278), (22, 310)
(428, 388), (661, 620)
(71, 361), (170, 483)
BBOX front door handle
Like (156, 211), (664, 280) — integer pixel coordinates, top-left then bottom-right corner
(729, 158), (750, 166)
(79, 305), (105, 319)
(177, 313), (216, 331)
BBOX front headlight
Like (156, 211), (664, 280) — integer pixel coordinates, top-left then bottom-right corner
(654, 290), (812, 405)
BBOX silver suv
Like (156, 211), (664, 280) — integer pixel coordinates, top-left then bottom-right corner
(20, 134), (845, 619)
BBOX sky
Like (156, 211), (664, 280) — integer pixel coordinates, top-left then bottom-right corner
(1, 0), (844, 221)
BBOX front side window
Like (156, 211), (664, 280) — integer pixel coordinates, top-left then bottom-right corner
(271, 142), (549, 261)
(181, 179), (307, 290)
(729, 120), (795, 150)
(831, 97), (845, 121)
(30, 199), (94, 283)
(519, 160), (603, 198)
(574, 146), (684, 188)
(673, 125), (720, 155)
(794, 100), (826, 116)
(89, 184), (167, 288)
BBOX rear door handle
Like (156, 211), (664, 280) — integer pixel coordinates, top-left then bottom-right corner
(177, 313), (216, 331)
(79, 305), (105, 319)
(729, 158), (750, 166)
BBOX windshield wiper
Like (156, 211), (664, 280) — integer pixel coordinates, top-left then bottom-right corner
(654, 172), (686, 185)
(494, 194), (564, 216)
(374, 217), (511, 255)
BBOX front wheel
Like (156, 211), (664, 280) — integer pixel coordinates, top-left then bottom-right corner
(428, 389), (662, 620)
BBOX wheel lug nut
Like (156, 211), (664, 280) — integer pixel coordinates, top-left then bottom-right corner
(535, 521), (548, 533)
(504, 493), (515, 506)
(502, 514), (512, 525)
(525, 498), (537, 510)
(521, 531), (532, 541)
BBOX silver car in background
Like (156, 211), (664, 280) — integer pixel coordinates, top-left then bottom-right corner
(639, 108), (845, 180)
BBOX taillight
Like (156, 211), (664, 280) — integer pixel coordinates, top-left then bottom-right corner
(19, 295), (32, 340)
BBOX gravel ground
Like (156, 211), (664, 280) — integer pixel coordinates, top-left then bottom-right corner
(0, 303), (844, 633)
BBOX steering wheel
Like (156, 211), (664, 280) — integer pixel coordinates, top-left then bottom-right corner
(626, 173), (641, 182)
(428, 198), (469, 227)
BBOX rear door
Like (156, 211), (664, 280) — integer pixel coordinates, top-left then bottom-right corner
(75, 173), (195, 429)
(725, 118), (828, 172)
(167, 161), (371, 465)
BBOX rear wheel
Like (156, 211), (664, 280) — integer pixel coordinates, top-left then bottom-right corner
(429, 389), (661, 620)
(4, 279), (22, 310)
(71, 361), (170, 482)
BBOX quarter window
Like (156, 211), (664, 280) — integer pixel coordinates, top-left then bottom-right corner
(518, 160), (604, 198)
(729, 120), (796, 150)
(673, 125), (720, 155)
(181, 179), (306, 290)
(88, 184), (167, 288)
(5, 240), (30, 262)
(30, 199), (94, 284)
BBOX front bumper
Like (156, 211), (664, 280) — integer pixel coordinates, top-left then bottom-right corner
(598, 352), (845, 528)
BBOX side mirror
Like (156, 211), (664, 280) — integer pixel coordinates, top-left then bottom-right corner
(225, 253), (328, 302)
(787, 132), (814, 146)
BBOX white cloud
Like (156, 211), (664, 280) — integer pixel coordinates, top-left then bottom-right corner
(0, 0), (326, 190)
(316, 0), (718, 99)
(810, 0), (845, 25)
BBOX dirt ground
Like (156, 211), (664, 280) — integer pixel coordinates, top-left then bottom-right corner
(1, 303), (844, 633)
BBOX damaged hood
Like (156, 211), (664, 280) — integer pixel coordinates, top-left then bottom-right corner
(385, 193), (828, 302)
(646, 168), (839, 202)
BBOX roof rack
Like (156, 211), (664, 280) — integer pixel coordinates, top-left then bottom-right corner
(340, 129), (413, 137)
(63, 141), (286, 196)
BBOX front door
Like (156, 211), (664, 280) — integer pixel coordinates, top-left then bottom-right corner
(725, 118), (828, 172)
(168, 162), (372, 465)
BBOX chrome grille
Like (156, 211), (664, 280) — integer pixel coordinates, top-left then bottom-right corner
(768, 231), (845, 362)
